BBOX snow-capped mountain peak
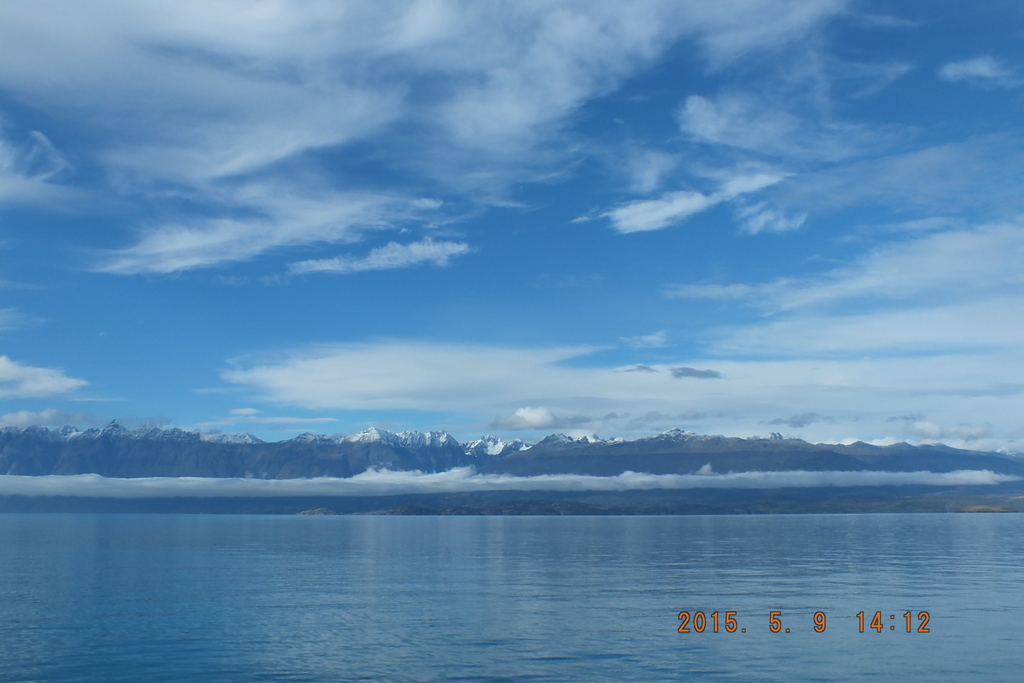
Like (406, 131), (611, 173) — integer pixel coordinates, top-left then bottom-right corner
(396, 430), (459, 449)
(463, 435), (530, 458)
(201, 432), (264, 444)
(344, 427), (400, 445)
(342, 427), (460, 449)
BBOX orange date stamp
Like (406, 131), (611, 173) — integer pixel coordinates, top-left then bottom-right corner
(677, 610), (930, 634)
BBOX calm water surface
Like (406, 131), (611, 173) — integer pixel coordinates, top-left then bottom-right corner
(0, 513), (1021, 682)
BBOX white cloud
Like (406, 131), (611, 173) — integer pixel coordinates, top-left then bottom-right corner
(96, 187), (401, 274)
(626, 149), (677, 193)
(844, 61), (913, 98)
(719, 172), (789, 197)
(0, 408), (91, 428)
(736, 203), (806, 234)
(780, 136), (1024, 218)
(687, 0), (847, 67)
(288, 239), (470, 275)
(0, 308), (30, 331)
(228, 407), (260, 416)
(621, 331), (668, 348)
(604, 172), (787, 233)
(0, 355), (87, 398)
(214, 331), (1024, 446)
(678, 92), (884, 163)
(494, 406), (557, 430)
(668, 219), (1024, 314)
(663, 283), (754, 300)
(650, 218), (1024, 449)
(715, 298), (1024, 357)
(0, 467), (1012, 499)
(490, 406), (599, 431)
(0, 127), (76, 205)
(681, 94), (799, 153)
(104, 88), (402, 184)
(776, 220), (1024, 311)
(939, 56), (1018, 87)
(196, 415), (338, 428)
(0, 0), (850, 271)
(660, 58), (1020, 237)
(605, 190), (717, 233)
(900, 420), (993, 444)
(223, 342), (607, 412)
(215, 336), (1024, 450)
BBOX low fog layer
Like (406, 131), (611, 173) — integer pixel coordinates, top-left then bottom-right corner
(0, 468), (1016, 499)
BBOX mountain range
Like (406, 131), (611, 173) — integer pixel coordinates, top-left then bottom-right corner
(1, 422), (1022, 479)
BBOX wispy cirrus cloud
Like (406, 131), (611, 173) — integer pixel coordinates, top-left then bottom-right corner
(0, 0), (851, 273)
(939, 56), (1019, 88)
(678, 93), (887, 163)
(650, 217), (1024, 449)
(195, 406), (338, 429)
(0, 126), (76, 205)
(603, 172), (787, 233)
(667, 219), (1024, 315)
(0, 308), (32, 331)
(843, 60), (913, 98)
(96, 187), (408, 274)
(289, 239), (470, 276)
(620, 331), (668, 348)
(604, 190), (718, 233)
(735, 202), (806, 234)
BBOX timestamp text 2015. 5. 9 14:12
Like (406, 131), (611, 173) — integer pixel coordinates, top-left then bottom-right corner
(677, 611), (931, 634)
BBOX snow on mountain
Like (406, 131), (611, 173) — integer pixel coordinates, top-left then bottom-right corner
(58, 425), (84, 439)
(396, 430), (460, 449)
(343, 426), (399, 445)
(1, 421), (205, 442)
(642, 429), (724, 444)
(101, 420), (128, 437)
(289, 432), (337, 444)
(201, 432), (264, 445)
(463, 435), (530, 458)
(342, 427), (460, 449)
(0, 423), (780, 452)
(533, 433), (610, 447)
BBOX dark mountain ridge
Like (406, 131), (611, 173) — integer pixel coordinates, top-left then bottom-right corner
(1, 423), (1021, 479)
(481, 429), (1024, 477)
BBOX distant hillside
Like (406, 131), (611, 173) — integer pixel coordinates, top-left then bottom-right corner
(480, 429), (1024, 477)
(0, 423), (505, 479)
(0, 422), (1021, 480)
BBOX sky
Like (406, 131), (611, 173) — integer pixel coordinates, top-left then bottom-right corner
(1, 0), (1022, 451)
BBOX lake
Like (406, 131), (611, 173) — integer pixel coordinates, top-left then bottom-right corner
(0, 513), (1021, 682)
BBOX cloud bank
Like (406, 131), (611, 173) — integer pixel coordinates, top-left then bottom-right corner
(0, 468), (1013, 499)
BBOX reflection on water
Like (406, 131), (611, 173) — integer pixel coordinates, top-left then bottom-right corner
(0, 513), (1021, 682)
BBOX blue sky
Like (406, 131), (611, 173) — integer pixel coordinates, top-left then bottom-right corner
(1, 0), (1023, 451)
